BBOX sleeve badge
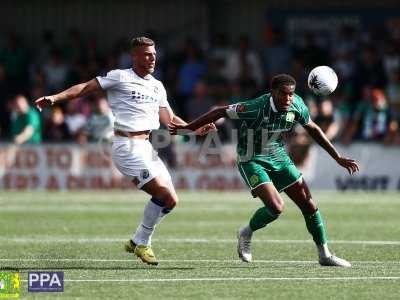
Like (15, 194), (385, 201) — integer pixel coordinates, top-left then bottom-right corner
(236, 104), (246, 113)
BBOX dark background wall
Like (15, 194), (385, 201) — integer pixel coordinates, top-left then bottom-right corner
(0, 0), (209, 49)
(2, 0), (399, 50)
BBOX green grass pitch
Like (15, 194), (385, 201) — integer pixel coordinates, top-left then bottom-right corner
(1, 191), (399, 299)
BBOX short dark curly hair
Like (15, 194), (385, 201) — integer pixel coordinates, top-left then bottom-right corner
(271, 74), (296, 90)
(130, 36), (155, 50)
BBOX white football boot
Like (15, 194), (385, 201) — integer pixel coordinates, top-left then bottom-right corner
(319, 255), (351, 267)
(237, 227), (252, 263)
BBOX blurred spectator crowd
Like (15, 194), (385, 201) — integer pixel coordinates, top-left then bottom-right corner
(1, 23), (400, 147)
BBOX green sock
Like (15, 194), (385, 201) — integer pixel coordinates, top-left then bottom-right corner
(303, 210), (327, 245)
(249, 206), (280, 231)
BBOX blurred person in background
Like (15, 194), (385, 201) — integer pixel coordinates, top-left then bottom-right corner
(332, 25), (358, 60)
(262, 27), (292, 80)
(43, 49), (69, 93)
(342, 88), (390, 144)
(83, 97), (114, 142)
(177, 38), (206, 103)
(383, 114), (400, 145)
(382, 40), (400, 80)
(314, 98), (340, 141)
(209, 33), (232, 74)
(43, 106), (71, 142)
(384, 68), (400, 145)
(184, 80), (214, 121)
(10, 94), (41, 144)
(203, 57), (229, 101)
(353, 46), (387, 107)
(85, 39), (102, 78)
(224, 35), (264, 89)
(115, 38), (132, 69)
(64, 98), (87, 140)
(384, 70), (400, 144)
(386, 70), (400, 116)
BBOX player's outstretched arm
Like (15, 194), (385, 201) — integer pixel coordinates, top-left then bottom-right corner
(171, 114), (216, 136)
(168, 106), (228, 135)
(35, 79), (102, 111)
(160, 106), (216, 136)
(303, 120), (360, 175)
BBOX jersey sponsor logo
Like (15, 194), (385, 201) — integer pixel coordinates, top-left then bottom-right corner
(286, 112), (295, 122)
(131, 91), (157, 104)
(236, 104), (246, 113)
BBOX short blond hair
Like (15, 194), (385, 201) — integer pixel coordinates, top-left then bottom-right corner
(130, 37), (154, 50)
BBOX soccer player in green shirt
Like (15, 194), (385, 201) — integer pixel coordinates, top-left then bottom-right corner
(169, 74), (359, 267)
(11, 95), (42, 144)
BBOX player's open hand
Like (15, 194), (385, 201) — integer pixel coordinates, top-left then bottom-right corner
(195, 123), (217, 136)
(336, 157), (360, 175)
(35, 96), (55, 112)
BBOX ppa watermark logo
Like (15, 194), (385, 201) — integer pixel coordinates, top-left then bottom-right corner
(28, 272), (64, 293)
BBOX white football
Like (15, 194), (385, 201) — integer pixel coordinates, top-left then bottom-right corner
(307, 66), (338, 96)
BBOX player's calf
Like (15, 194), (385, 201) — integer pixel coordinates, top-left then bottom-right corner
(237, 206), (281, 263)
(237, 183), (283, 263)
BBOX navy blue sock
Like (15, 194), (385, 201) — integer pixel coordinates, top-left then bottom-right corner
(162, 207), (172, 214)
(150, 197), (164, 207)
(150, 197), (172, 215)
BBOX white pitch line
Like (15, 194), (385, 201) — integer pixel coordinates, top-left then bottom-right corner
(1, 237), (400, 245)
(18, 277), (400, 283)
(0, 258), (398, 264)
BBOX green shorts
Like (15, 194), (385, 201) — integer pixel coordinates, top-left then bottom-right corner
(238, 160), (302, 193)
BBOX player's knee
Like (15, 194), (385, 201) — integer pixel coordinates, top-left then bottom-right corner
(166, 189), (179, 208)
(270, 199), (285, 215)
(259, 194), (284, 215)
(260, 198), (284, 215)
(163, 193), (178, 209)
(156, 187), (178, 209)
